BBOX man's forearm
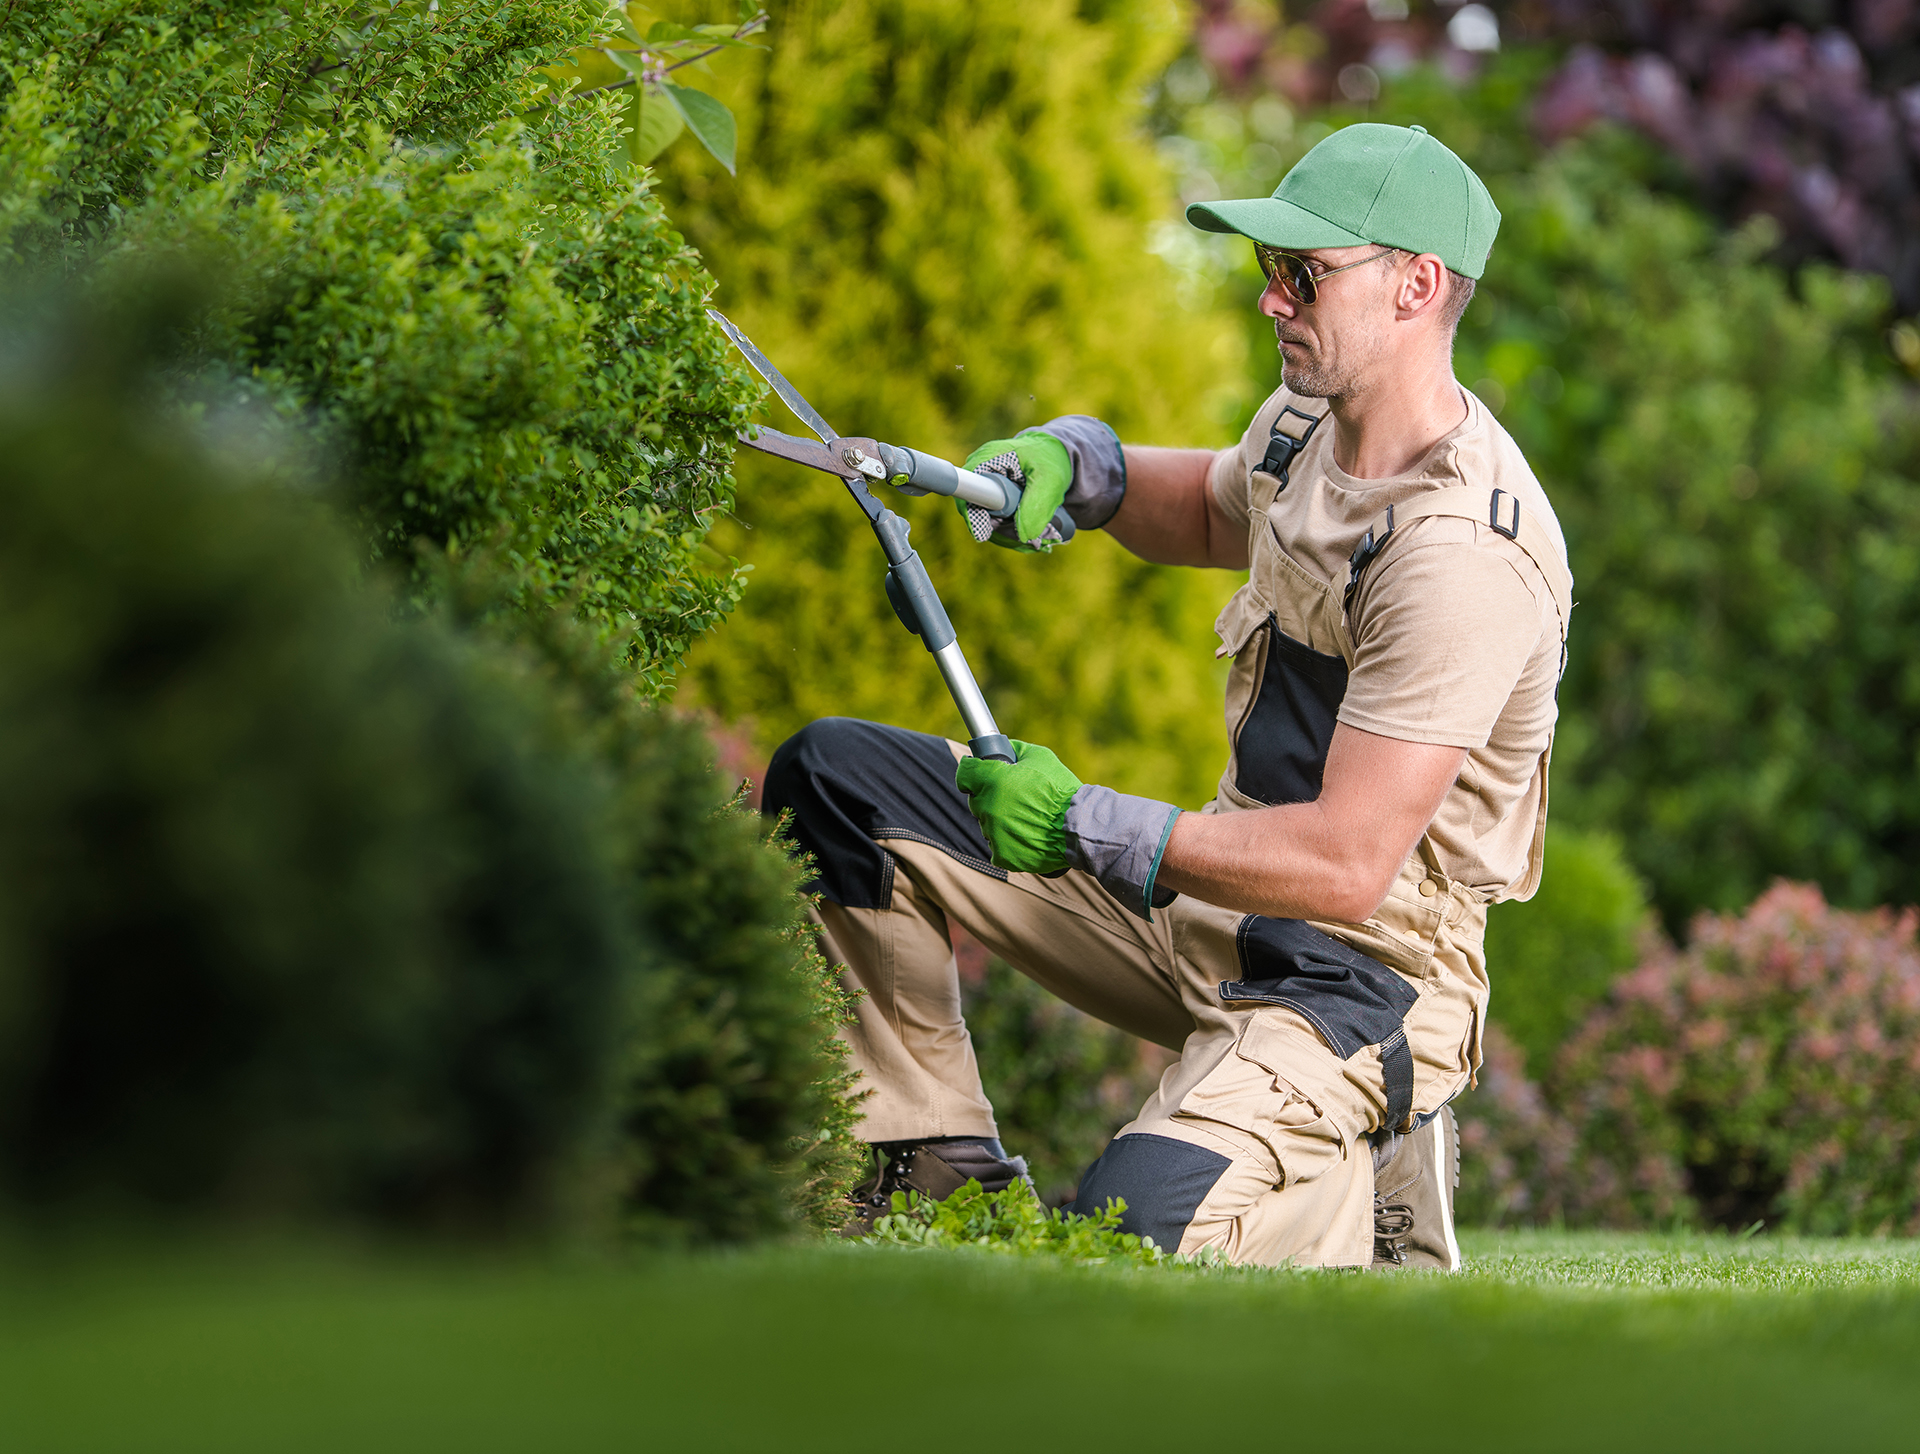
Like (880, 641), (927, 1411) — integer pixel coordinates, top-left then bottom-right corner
(1104, 445), (1244, 569)
(1156, 802), (1382, 924)
(1155, 727), (1470, 924)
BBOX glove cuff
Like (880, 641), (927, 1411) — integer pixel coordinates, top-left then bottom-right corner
(1030, 416), (1127, 530)
(1063, 784), (1181, 923)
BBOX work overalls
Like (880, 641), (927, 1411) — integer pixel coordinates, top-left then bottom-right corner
(769, 396), (1572, 1265)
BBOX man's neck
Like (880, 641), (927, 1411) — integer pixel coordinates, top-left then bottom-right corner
(1325, 350), (1469, 481)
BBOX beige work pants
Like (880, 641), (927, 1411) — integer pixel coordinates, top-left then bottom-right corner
(820, 831), (1481, 1268)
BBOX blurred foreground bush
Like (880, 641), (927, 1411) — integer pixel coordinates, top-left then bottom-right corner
(0, 301), (852, 1242)
(655, 0), (1251, 805)
(1460, 882), (1920, 1235)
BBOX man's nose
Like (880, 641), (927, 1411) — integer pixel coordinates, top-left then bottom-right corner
(1258, 275), (1296, 320)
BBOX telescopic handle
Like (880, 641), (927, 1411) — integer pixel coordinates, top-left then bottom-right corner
(875, 442), (1018, 513)
(871, 511), (1014, 762)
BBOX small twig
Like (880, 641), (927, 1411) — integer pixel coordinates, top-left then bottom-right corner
(565, 13), (767, 102)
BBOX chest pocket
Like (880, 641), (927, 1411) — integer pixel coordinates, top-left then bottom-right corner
(1236, 618), (1349, 806)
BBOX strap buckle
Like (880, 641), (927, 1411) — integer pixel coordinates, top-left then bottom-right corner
(1258, 405), (1324, 488)
(1489, 488), (1520, 539)
(1343, 502), (1395, 613)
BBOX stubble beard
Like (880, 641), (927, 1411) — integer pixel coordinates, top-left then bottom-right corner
(1278, 343), (1350, 400)
(1277, 317), (1381, 400)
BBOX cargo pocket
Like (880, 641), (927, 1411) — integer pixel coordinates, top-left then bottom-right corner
(1218, 916), (1421, 1132)
(1175, 1014), (1347, 1187)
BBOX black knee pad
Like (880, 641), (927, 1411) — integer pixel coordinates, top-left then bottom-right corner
(763, 717), (1001, 909)
(1069, 1133), (1231, 1253)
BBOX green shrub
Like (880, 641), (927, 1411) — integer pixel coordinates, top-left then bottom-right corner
(0, 294), (843, 1242)
(1483, 825), (1650, 1076)
(1, 0), (760, 695)
(653, 0), (1252, 804)
(963, 959), (1164, 1207)
(866, 1181), (1175, 1267)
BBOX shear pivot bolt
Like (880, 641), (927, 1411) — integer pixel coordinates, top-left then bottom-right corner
(843, 448), (886, 480)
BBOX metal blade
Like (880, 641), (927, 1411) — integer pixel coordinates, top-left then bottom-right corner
(707, 308), (838, 444)
(736, 424), (854, 478)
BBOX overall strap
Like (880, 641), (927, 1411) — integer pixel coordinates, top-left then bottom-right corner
(1344, 485), (1573, 660)
(1253, 404), (1327, 505)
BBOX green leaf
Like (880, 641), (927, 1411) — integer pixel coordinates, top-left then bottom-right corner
(627, 86), (684, 166)
(609, 6), (646, 46)
(663, 83), (736, 174)
(646, 21), (708, 42)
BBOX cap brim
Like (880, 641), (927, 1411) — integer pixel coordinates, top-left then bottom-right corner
(1185, 196), (1371, 250)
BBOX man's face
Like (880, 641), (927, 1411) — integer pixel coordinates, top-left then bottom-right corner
(1257, 245), (1400, 400)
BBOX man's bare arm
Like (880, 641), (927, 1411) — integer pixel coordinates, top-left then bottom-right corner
(1155, 724), (1467, 923)
(1102, 445), (1247, 570)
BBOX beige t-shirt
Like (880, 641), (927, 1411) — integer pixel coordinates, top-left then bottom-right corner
(1208, 385), (1569, 899)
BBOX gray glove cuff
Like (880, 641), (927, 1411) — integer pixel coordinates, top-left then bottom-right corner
(1032, 415), (1127, 530)
(1063, 784), (1181, 923)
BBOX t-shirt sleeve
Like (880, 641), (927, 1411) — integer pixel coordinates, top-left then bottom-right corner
(1210, 386), (1296, 524)
(1338, 518), (1553, 749)
(1209, 428), (1255, 524)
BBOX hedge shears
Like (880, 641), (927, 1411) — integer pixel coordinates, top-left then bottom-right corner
(710, 311), (1071, 764)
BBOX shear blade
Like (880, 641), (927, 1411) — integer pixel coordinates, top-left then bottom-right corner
(707, 308), (839, 445)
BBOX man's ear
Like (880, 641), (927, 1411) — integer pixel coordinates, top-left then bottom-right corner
(1395, 252), (1449, 321)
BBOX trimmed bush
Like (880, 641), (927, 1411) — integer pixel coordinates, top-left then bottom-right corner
(0, 297), (841, 1242)
(1, 0), (760, 695)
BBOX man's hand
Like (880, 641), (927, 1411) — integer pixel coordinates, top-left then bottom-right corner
(962, 432), (1071, 551)
(955, 739), (1082, 872)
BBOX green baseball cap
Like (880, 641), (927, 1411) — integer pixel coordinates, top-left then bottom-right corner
(1187, 123), (1500, 280)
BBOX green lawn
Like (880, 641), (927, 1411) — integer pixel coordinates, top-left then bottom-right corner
(5, 1230), (1920, 1451)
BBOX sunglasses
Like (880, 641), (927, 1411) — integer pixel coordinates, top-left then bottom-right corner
(1253, 244), (1400, 304)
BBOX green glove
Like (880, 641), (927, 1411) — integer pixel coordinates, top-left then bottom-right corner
(954, 739), (1083, 874)
(961, 431), (1071, 553)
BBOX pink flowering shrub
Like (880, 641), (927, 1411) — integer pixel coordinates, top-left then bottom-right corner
(1454, 1022), (1580, 1227)
(1553, 883), (1920, 1234)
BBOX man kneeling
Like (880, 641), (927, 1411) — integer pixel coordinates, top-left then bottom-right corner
(764, 123), (1571, 1269)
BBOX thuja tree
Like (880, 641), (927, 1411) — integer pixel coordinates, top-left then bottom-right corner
(652, 0), (1251, 806)
(0, 0), (761, 695)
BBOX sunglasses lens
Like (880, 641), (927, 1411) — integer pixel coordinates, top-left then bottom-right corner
(1257, 248), (1315, 303)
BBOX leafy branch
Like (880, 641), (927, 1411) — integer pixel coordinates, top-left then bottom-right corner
(540, 4), (769, 174)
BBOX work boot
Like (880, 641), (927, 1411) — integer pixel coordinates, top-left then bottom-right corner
(839, 1137), (1031, 1237)
(1370, 1103), (1461, 1271)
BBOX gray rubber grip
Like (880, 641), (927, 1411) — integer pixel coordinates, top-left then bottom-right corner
(876, 441), (1016, 513)
(969, 733), (1015, 763)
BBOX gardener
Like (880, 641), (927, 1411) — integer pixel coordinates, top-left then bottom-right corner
(765, 122), (1571, 1269)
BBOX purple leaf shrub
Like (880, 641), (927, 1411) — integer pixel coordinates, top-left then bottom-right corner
(1554, 882), (1920, 1233)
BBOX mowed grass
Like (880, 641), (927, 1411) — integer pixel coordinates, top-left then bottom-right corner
(5, 1229), (1920, 1452)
